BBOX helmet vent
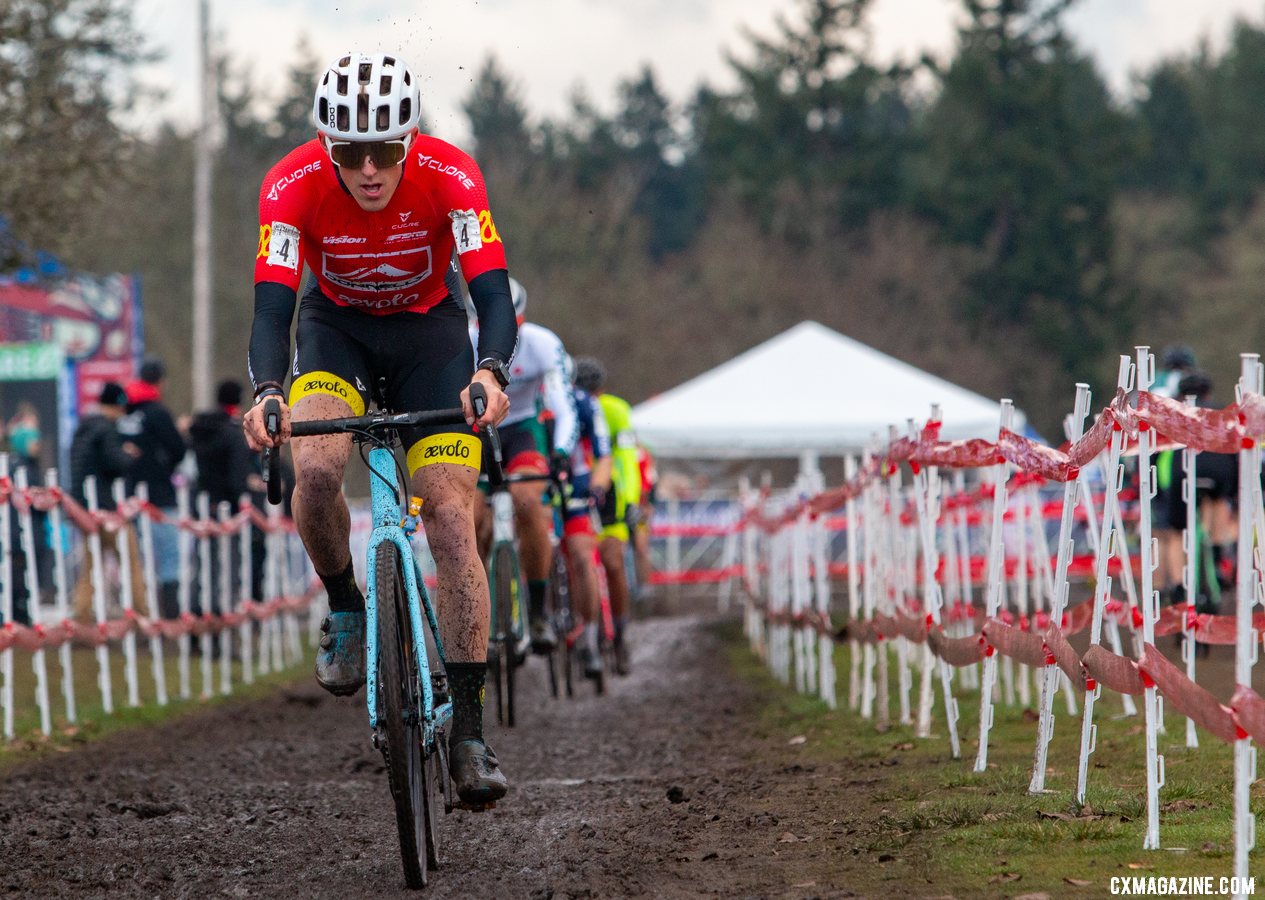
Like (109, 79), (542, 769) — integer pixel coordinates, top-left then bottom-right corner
(336, 104), (349, 132)
(383, 55), (396, 67)
(358, 62), (372, 84)
(399, 97), (412, 125)
(376, 104), (390, 131)
(356, 93), (369, 131)
(380, 74), (392, 94)
(335, 73), (348, 95)
(338, 55), (350, 68)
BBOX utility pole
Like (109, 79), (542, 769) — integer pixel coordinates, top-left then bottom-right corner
(191, 0), (213, 409)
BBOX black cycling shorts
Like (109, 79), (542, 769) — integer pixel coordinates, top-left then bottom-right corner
(289, 289), (481, 473)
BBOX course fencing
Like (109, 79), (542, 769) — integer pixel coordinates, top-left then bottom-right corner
(0, 458), (323, 739)
(720, 348), (1265, 897)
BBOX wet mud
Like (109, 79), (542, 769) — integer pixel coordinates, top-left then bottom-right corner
(0, 614), (859, 898)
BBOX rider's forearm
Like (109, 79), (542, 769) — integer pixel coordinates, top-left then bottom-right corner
(468, 268), (517, 364)
(248, 281), (297, 397)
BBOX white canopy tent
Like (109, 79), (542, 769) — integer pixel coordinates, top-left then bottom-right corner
(632, 321), (1026, 459)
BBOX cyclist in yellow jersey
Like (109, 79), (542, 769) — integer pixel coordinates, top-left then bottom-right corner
(573, 358), (636, 675)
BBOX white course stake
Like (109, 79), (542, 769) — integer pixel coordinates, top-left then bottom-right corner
(885, 443), (913, 727)
(176, 484), (193, 699)
(13, 467), (51, 735)
(239, 497), (254, 686)
(1232, 354), (1261, 894)
(1075, 358), (1134, 803)
(1080, 436), (1138, 719)
(911, 409), (961, 758)
(975, 400), (1014, 773)
(860, 453), (880, 720)
(83, 477), (114, 715)
(218, 501), (233, 696)
(1180, 395), (1199, 750)
(111, 480), (140, 708)
(135, 484), (167, 706)
(845, 456), (862, 711)
(806, 466), (836, 709)
(1030, 384), (1090, 793)
(1135, 346), (1165, 851)
(45, 470), (76, 723)
(197, 493), (214, 698)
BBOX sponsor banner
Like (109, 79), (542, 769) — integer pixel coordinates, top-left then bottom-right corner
(0, 273), (140, 410)
(0, 342), (63, 381)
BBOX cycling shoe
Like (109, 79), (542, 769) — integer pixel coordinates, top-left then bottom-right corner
(449, 739), (509, 805)
(315, 611), (366, 696)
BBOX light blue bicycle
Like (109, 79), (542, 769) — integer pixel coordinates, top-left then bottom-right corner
(263, 384), (504, 889)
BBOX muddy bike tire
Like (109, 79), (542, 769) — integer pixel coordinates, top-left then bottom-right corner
(491, 542), (518, 727)
(375, 542), (429, 888)
(547, 547), (571, 700)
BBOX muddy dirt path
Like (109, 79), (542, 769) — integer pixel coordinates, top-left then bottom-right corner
(0, 614), (856, 899)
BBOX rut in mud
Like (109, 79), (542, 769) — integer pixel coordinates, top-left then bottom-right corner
(0, 614), (862, 899)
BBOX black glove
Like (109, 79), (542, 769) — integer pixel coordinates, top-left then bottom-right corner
(549, 449), (572, 482)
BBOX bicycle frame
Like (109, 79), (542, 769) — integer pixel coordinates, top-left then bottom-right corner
(363, 442), (451, 746)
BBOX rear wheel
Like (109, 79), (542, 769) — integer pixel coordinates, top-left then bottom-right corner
(490, 542), (518, 727)
(375, 543), (428, 888)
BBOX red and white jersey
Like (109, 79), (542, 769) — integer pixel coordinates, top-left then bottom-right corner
(254, 134), (506, 313)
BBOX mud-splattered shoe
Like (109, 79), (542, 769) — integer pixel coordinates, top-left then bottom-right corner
(449, 739), (508, 806)
(315, 611), (366, 696)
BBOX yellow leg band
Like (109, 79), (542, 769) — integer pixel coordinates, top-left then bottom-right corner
(407, 432), (482, 475)
(289, 371), (365, 416)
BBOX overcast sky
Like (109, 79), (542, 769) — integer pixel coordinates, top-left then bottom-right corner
(132, 0), (1265, 144)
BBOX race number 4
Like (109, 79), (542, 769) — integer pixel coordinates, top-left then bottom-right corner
(266, 222), (300, 271)
(450, 209), (482, 255)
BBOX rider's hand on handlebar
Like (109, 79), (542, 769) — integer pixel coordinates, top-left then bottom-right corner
(549, 449), (571, 482)
(462, 370), (509, 429)
(243, 394), (292, 450)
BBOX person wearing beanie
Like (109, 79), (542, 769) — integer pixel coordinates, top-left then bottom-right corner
(120, 358), (187, 618)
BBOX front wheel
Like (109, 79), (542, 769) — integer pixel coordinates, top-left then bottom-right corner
(376, 543), (428, 888)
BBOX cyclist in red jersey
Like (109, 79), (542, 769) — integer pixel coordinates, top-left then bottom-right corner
(242, 52), (515, 806)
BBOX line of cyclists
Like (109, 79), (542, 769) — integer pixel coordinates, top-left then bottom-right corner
(470, 276), (646, 686)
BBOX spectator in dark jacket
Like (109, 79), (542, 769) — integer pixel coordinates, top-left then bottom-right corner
(69, 382), (147, 621)
(189, 380), (262, 507)
(189, 380), (268, 606)
(119, 358), (186, 617)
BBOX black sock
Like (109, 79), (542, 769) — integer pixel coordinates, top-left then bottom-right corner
(446, 662), (486, 745)
(321, 561), (364, 613)
(528, 579), (548, 620)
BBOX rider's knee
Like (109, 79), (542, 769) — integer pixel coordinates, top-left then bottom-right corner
(420, 500), (475, 553)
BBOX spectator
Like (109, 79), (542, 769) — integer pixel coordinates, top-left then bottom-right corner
(188, 379), (267, 606)
(119, 357), (186, 619)
(69, 382), (147, 622)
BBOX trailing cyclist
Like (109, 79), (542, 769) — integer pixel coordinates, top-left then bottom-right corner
(242, 51), (514, 805)
(470, 278), (579, 656)
(573, 357), (638, 676)
(564, 367), (614, 677)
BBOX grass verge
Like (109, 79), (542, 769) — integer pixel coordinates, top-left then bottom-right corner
(727, 622), (1264, 897)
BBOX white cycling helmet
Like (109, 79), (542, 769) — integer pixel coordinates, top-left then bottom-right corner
(312, 52), (421, 141)
(509, 277), (527, 319)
